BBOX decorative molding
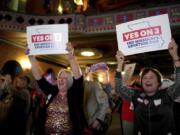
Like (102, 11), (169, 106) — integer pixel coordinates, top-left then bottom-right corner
(0, 4), (180, 33)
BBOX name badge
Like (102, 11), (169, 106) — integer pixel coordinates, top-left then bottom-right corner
(153, 99), (161, 106)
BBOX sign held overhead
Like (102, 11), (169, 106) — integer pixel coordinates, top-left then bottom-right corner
(116, 14), (171, 56)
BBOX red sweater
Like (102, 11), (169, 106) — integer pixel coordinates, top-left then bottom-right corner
(121, 87), (141, 122)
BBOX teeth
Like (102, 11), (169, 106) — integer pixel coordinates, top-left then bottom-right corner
(146, 84), (152, 86)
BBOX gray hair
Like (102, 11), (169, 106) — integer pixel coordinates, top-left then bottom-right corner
(58, 70), (73, 89)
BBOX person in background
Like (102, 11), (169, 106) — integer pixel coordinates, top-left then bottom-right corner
(13, 74), (31, 114)
(27, 80), (47, 135)
(103, 70), (115, 110)
(44, 68), (56, 85)
(46, 68), (55, 77)
(83, 69), (109, 135)
(0, 60), (30, 135)
(114, 38), (180, 135)
(12, 74), (31, 135)
(25, 42), (90, 135)
(120, 76), (141, 135)
(100, 70), (114, 134)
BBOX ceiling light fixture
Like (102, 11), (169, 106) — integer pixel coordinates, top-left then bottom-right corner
(74, 0), (84, 5)
(107, 61), (117, 65)
(58, 5), (63, 13)
(98, 75), (104, 82)
(75, 48), (102, 59)
(121, 71), (125, 75)
(81, 51), (95, 56)
(58, 0), (63, 14)
(20, 58), (31, 70)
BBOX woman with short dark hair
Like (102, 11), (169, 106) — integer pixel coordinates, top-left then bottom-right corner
(114, 38), (180, 135)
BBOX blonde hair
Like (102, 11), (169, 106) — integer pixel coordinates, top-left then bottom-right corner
(58, 70), (73, 89)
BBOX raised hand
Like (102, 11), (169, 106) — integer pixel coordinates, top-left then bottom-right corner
(116, 50), (125, 72)
(24, 45), (34, 59)
(24, 47), (30, 56)
(168, 38), (179, 60)
(24, 44), (42, 80)
(116, 50), (125, 64)
(168, 38), (180, 67)
(66, 42), (81, 79)
(66, 42), (74, 59)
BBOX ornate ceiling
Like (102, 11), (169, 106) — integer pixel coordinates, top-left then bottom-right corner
(0, 0), (180, 76)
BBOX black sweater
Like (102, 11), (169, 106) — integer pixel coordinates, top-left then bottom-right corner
(114, 67), (180, 135)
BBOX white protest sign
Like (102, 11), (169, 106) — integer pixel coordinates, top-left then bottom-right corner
(122, 63), (136, 86)
(116, 14), (171, 56)
(27, 24), (68, 55)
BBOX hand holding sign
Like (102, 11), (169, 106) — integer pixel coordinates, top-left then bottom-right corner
(168, 38), (180, 67)
(24, 47), (30, 55)
(168, 38), (179, 60)
(66, 42), (74, 59)
(27, 24), (68, 55)
(116, 50), (124, 72)
(116, 14), (171, 56)
(116, 50), (124, 63)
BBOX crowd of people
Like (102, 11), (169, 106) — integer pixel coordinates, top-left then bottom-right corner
(0, 38), (180, 135)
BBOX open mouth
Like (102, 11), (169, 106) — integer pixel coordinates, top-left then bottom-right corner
(145, 83), (153, 87)
(59, 82), (64, 85)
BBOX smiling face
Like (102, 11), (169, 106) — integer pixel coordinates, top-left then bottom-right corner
(142, 71), (160, 96)
(57, 71), (68, 93)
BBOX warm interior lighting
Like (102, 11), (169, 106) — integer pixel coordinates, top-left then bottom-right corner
(77, 0), (83, 5)
(58, 5), (63, 14)
(74, 0), (83, 5)
(86, 75), (90, 81)
(98, 75), (104, 82)
(83, 0), (88, 11)
(107, 61), (117, 65)
(81, 51), (95, 56)
(20, 58), (31, 70)
(121, 71), (125, 75)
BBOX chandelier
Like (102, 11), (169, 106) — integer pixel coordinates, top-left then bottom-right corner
(74, 0), (83, 5)
(57, 0), (88, 14)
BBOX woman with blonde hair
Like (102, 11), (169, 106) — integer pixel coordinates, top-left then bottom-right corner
(25, 42), (89, 135)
